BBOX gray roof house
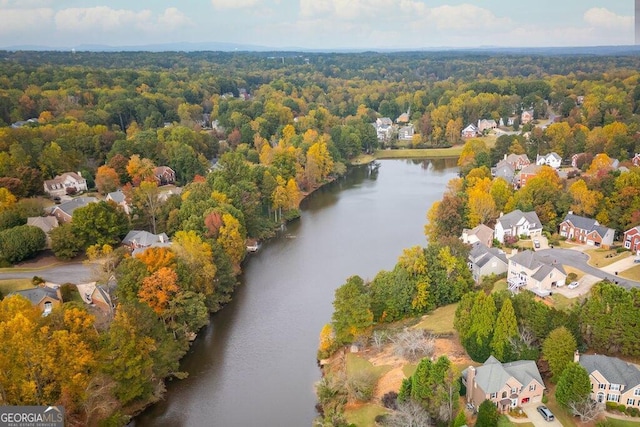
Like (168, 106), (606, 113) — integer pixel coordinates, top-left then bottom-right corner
(492, 161), (515, 184)
(468, 243), (508, 283)
(536, 152), (562, 169)
(50, 197), (98, 223)
(462, 356), (545, 412)
(122, 230), (170, 254)
(494, 210), (543, 244)
(559, 212), (616, 249)
(461, 224), (494, 247)
(507, 250), (566, 295)
(26, 216), (59, 247)
(106, 190), (130, 215)
(11, 285), (62, 316)
(575, 351), (640, 405)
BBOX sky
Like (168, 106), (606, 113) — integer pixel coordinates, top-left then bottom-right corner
(0, 0), (634, 50)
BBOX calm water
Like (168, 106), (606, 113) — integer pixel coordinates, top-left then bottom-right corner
(135, 158), (458, 427)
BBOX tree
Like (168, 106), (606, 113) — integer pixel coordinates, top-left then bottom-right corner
(555, 362), (591, 409)
(125, 181), (161, 234)
(126, 154), (156, 186)
(49, 223), (83, 259)
(171, 230), (217, 310)
(0, 224), (46, 263)
(71, 201), (129, 248)
(95, 165), (120, 195)
(0, 187), (17, 210)
(476, 399), (500, 427)
(491, 298), (518, 362)
(216, 212), (246, 271)
(542, 326), (577, 382)
(331, 275), (373, 346)
(138, 267), (180, 315)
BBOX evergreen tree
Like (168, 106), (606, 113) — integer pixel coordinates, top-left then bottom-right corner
(331, 275), (373, 345)
(491, 298), (518, 361)
(555, 362), (592, 408)
(476, 399), (500, 427)
(542, 326), (577, 382)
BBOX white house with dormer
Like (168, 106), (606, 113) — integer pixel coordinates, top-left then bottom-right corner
(494, 210), (543, 243)
(536, 152), (562, 169)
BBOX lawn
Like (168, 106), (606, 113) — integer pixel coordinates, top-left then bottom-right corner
(414, 303), (458, 334)
(619, 264), (640, 281)
(550, 293), (575, 310)
(346, 353), (393, 379)
(375, 147), (462, 159)
(344, 403), (388, 426)
(493, 279), (508, 293)
(605, 417), (640, 426)
(0, 278), (34, 296)
(585, 248), (630, 268)
(498, 416), (534, 427)
(544, 384), (577, 427)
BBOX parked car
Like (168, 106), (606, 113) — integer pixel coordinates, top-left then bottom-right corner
(534, 239), (540, 249)
(568, 281), (579, 289)
(634, 258), (640, 264)
(537, 405), (555, 421)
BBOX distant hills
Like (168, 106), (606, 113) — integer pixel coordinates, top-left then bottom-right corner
(3, 42), (640, 55)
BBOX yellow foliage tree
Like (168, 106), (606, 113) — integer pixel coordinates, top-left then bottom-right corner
(135, 246), (176, 273)
(138, 267), (180, 315)
(318, 324), (335, 358)
(0, 187), (17, 211)
(568, 179), (603, 216)
(217, 213), (246, 270)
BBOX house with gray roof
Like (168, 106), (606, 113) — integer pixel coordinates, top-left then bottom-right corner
(492, 161), (515, 184)
(559, 212), (615, 249)
(507, 250), (566, 295)
(10, 285), (62, 316)
(461, 224), (494, 247)
(43, 172), (88, 198)
(494, 210), (542, 244)
(468, 243), (508, 283)
(106, 190), (130, 215)
(575, 351), (640, 407)
(462, 356), (545, 412)
(27, 216), (58, 247)
(122, 230), (170, 254)
(50, 197), (98, 223)
(536, 152), (562, 169)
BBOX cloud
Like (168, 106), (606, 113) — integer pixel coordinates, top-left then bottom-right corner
(0, 7), (53, 34)
(54, 6), (192, 33)
(427, 4), (512, 31)
(583, 7), (632, 30)
(158, 7), (193, 30)
(0, 0), (51, 7)
(211, 0), (260, 9)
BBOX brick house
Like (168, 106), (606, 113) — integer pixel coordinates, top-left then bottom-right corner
(50, 197), (98, 223)
(559, 212), (616, 249)
(11, 285), (62, 316)
(462, 356), (545, 413)
(515, 164), (544, 188)
(623, 226), (640, 254)
(154, 166), (176, 185)
(575, 351), (640, 407)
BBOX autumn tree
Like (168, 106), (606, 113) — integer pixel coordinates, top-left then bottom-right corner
(138, 267), (180, 315)
(135, 246), (176, 273)
(217, 212), (246, 271)
(542, 326), (577, 382)
(568, 179), (602, 216)
(95, 165), (120, 195)
(172, 230), (218, 310)
(126, 154), (156, 186)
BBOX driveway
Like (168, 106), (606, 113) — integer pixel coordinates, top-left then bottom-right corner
(520, 403), (562, 427)
(0, 262), (95, 285)
(535, 248), (640, 289)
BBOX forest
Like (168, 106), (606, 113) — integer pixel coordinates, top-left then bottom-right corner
(1, 50), (640, 425)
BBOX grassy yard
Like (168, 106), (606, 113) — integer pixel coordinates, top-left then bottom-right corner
(544, 385), (577, 427)
(550, 293), (575, 310)
(0, 278), (34, 296)
(498, 416), (534, 427)
(414, 303), (458, 334)
(346, 353), (393, 379)
(493, 279), (508, 293)
(345, 403), (388, 426)
(605, 417), (640, 426)
(585, 248), (630, 268)
(375, 147), (462, 159)
(619, 264), (640, 281)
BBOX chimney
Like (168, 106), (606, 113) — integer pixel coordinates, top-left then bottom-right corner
(574, 350), (580, 363)
(504, 154), (507, 161)
(466, 366), (476, 401)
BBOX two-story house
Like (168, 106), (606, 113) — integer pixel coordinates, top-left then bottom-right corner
(575, 351), (640, 407)
(106, 190), (130, 215)
(521, 110), (534, 125)
(462, 356), (545, 412)
(461, 224), (494, 247)
(50, 197), (98, 223)
(492, 162), (515, 184)
(507, 250), (567, 295)
(515, 164), (544, 188)
(398, 124), (415, 141)
(632, 153), (640, 167)
(623, 226), (640, 254)
(461, 124), (479, 138)
(468, 243), (508, 283)
(536, 152), (562, 169)
(503, 154), (531, 171)
(374, 117), (393, 141)
(154, 166), (176, 185)
(559, 212), (616, 249)
(478, 119), (497, 133)
(122, 230), (171, 255)
(44, 172), (88, 198)
(11, 285), (62, 316)
(494, 210), (542, 244)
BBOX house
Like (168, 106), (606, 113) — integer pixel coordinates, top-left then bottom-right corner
(122, 230), (170, 254)
(501, 154), (530, 171)
(477, 119), (497, 133)
(50, 197), (98, 223)
(374, 118), (394, 142)
(154, 166), (176, 185)
(158, 185), (183, 202)
(462, 356), (545, 413)
(26, 216), (59, 247)
(43, 172), (88, 198)
(468, 243), (508, 283)
(521, 110), (534, 124)
(623, 226), (640, 254)
(559, 212), (616, 249)
(515, 164), (544, 188)
(398, 124), (415, 141)
(461, 224), (494, 247)
(396, 109), (410, 124)
(494, 210), (542, 244)
(461, 124), (479, 138)
(571, 153), (592, 169)
(632, 153), (640, 167)
(106, 190), (130, 215)
(76, 281), (115, 315)
(536, 152), (562, 169)
(507, 250), (567, 295)
(10, 284), (62, 316)
(492, 161), (515, 184)
(575, 351), (640, 406)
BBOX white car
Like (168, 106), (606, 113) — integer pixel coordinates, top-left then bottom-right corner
(568, 281), (579, 289)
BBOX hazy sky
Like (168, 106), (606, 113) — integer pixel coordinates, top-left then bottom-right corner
(0, 0), (634, 49)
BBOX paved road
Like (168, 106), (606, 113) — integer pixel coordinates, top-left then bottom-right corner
(537, 248), (640, 289)
(0, 262), (95, 284)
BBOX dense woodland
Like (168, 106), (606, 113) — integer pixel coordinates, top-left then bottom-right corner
(1, 50), (640, 425)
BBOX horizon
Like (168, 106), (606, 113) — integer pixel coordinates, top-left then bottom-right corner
(0, 1), (634, 51)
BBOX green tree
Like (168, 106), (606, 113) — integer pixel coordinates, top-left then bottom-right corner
(555, 362), (591, 408)
(542, 326), (577, 382)
(72, 201), (129, 248)
(0, 225), (46, 263)
(490, 298), (518, 362)
(476, 399), (500, 427)
(331, 275), (373, 346)
(49, 223), (84, 260)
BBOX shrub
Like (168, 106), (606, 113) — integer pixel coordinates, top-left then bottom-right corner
(617, 404), (627, 412)
(605, 401), (619, 411)
(346, 370), (377, 402)
(381, 391), (398, 410)
(542, 395), (548, 404)
(615, 246), (626, 253)
(626, 407), (640, 417)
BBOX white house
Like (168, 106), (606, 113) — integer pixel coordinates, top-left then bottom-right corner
(494, 210), (543, 244)
(536, 152), (562, 169)
(44, 172), (88, 198)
